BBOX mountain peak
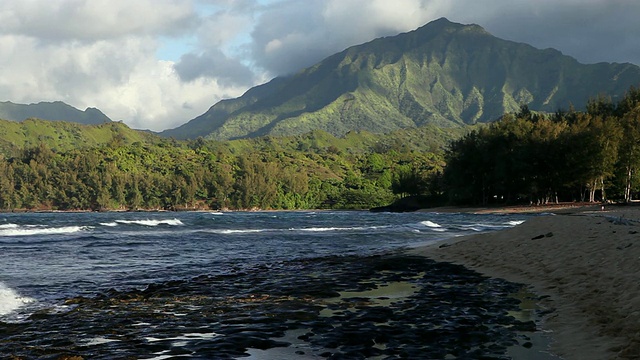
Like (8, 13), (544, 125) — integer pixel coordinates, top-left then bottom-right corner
(0, 101), (111, 125)
(415, 17), (488, 34)
(162, 20), (640, 140)
(413, 17), (489, 37)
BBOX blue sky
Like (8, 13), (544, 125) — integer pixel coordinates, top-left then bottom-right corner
(0, 0), (638, 131)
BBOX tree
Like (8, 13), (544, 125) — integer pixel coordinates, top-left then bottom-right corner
(617, 107), (640, 202)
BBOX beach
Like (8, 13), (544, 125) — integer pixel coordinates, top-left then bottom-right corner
(412, 205), (640, 360)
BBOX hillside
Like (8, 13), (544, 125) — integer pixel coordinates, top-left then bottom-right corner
(0, 119), (157, 154)
(0, 101), (111, 125)
(161, 18), (640, 140)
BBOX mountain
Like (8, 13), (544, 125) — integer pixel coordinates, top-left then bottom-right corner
(0, 118), (157, 154)
(0, 101), (111, 125)
(162, 18), (640, 141)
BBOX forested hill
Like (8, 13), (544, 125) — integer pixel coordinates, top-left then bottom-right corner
(0, 119), (157, 154)
(0, 101), (111, 125)
(0, 121), (465, 211)
(161, 17), (640, 141)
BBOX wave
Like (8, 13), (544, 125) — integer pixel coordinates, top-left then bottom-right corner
(204, 226), (379, 235)
(213, 229), (265, 234)
(0, 282), (34, 316)
(210, 212), (224, 215)
(0, 225), (89, 237)
(420, 221), (442, 228)
(294, 226), (367, 232)
(114, 219), (184, 227)
(457, 223), (514, 232)
(506, 220), (526, 226)
(100, 222), (118, 227)
(0, 224), (19, 229)
(199, 218), (526, 237)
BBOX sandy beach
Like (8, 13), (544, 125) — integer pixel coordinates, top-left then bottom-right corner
(412, 204), (640, 359)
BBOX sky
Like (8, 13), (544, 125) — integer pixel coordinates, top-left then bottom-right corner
(0, 0), (639, 131)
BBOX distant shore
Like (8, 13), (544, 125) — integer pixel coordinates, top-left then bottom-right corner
(411, 203), (640, 359)
(422, 202), (607, 215)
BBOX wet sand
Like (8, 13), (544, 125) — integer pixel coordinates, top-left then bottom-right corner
(412, 204), (640, 359)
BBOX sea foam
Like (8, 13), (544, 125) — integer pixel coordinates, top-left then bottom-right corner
(115, 219), (184, 227)
(0, 282), (34, 316)
(506, 220), (526, 226)
(0, 225), (88, 237)
(420, 221), (442, 228)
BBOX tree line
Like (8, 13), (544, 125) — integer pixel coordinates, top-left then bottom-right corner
(0, 130), (445, 211)
(4, 87), (639, 212)
(443, 88), (640, 205)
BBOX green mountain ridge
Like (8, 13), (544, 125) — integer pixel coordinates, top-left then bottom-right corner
(0, 101), (111, 125)
(161, 18), (640, 140)
(0, 118), (157, 154)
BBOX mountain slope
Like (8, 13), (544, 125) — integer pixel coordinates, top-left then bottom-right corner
(0, 101), (111, 125)
(162, 18), (640, 140)
(0, 119), (157, 154)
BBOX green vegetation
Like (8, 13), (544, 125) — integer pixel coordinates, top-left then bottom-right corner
(4, 87), (640, 212)
(0, 120), (462, 211)
(162, 18), (640, 141)
(0, 119), (157, 154)
(443, 88), (640, 205)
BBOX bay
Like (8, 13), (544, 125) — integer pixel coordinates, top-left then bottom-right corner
(0, 210), (557, 359)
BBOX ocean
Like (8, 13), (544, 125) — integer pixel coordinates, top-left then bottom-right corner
(0, 210), (557, 359)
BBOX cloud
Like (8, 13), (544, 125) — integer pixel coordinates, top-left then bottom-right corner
(248, 0), (439, 76)
(435, 0), (640, 65)
(0, 0), (638, 132)
(0, 33), (247, 131)
(0, 0), (196, 42)
(247, 0), (640, 77)
(173, 50), (255, 86)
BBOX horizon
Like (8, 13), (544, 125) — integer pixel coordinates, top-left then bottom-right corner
(0, 1), (638, 132)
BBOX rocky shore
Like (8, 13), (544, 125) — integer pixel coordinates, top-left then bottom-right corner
(412, 205), (640, 359)
(0, 254), (551, 359)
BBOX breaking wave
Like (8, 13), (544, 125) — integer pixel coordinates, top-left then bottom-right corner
(506, 220), (526, 226)
(114, 219), (184, 227)
(0, 282), (34, 316)
(420, 221), (442, 228)
(0, 225), (89, 237)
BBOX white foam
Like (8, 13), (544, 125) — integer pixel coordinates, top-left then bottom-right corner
(420, 221), (442, 228)
(506, 220), (526, 226)
(0, 226), (89, 237)
(297, 227), (350, 232)
(458, 223), (512, 232)
(294, 226), (370, 232)
(115, 219), (184, 227)
(85, 337), (121, 346)
(0, 282), (35, 316)
(215, 229), (265, 234)
(146, 332), (221, 343)
(100, 222), (118, 227)
(210, 212), (225, 215)
(0, 224), (19, 229)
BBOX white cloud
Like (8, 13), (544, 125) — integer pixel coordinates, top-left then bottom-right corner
(0, 33), (246, 131)
(0, 0), (638, 132)
(248, 0), (446, 76)
(0, 0), (196, 41)
(92, 60), (248, 131)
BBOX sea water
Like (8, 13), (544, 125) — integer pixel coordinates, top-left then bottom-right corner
(0, 210), (545, 358)
(0, 210), (529, 319)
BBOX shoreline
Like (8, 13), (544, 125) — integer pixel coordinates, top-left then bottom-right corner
(410, 204), (640, 360)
